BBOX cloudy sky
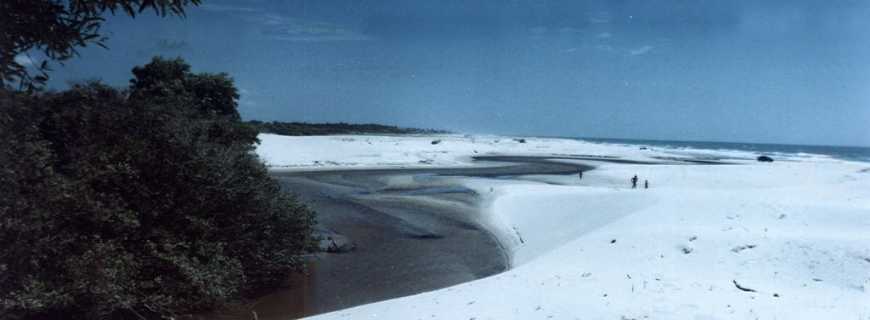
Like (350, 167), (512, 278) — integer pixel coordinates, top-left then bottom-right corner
(47, 0), (870, 146)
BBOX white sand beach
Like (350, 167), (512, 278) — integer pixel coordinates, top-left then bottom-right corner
(257, 134), (870, 320)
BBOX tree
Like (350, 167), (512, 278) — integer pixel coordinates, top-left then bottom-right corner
(0, 0), (201, 90)
(130, 57), (243, 120)
(0, 58), (315, 319)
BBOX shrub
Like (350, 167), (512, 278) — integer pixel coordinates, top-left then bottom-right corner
(0, 58), (314, 319)
(247, 120), (449, 136)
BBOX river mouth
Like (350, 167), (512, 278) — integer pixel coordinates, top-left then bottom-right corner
(239, 174), (508, 319)
(202, 155), (729, 319)
(197, 157), (585, 319)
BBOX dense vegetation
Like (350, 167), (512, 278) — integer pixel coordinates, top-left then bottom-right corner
(249, 120), (449, 136)
(0, 57), (315, 319)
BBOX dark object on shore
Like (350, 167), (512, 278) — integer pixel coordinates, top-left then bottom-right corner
(757, 155), (774, 162)
(639, 146), (648, 150)
(431, 139), (442, 145)
(644, 180), (649, 189)
(731, 244), (757, 253)
(514, 138), (527, 143)
(631, 175), (638, 188)
(610, 239), (617, 244)
(319, 234), (356, 253)
(733, 280), (757, 292)
(578, 170), (583, 180)
(409, 233), (445, 240)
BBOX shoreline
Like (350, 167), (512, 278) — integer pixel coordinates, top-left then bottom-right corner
(276, 157), (594, 318)
(248, 134), (870, 319)
(208, 157), (594, 319)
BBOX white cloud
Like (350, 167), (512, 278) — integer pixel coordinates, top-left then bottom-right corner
(269, 34), (369, 42)
(202, 2), (369, 42)
(200, 4), (258, 13)
(260, 13), (287, 26)
(240, 98), (258, 108)
(594, 44), (615, 52)
(588, 11), (612, 24)
(262, 18), (370, 42)
(629, 45), (654, 56)
(242, 13), (369, 42)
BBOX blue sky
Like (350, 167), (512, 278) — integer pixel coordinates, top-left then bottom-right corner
(46, 0), (870, 146)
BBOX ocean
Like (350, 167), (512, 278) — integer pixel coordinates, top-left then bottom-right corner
(576, 138), (870, 163)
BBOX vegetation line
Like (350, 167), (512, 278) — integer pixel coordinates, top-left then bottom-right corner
(248, 120), (449, 136)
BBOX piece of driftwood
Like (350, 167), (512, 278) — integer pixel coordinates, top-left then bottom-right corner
(733, 280), (757, 292)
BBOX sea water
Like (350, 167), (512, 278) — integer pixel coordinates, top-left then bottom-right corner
(576, 138), (870, 163)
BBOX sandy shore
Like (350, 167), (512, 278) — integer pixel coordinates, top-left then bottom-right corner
(206, 157), (595, 319)
(249, 134), (870, 320)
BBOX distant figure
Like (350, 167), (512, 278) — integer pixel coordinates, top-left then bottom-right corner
(578, 170), (583, 180)
(644, 180), (649, 189)
(631, 175), (638, 188)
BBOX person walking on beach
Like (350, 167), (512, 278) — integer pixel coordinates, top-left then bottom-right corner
(578, 170), (583, 180)
(631, 175), (638, 188)
(644, 180), (649, 189)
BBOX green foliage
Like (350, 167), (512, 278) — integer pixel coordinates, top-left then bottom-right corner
(131, 57), (244, 120)
(0, 0), (201, 90)
(0, 58), (315, 319)
(249, 120), (450, 136)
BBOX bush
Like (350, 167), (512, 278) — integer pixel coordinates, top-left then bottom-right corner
(248, 120), (449, 136)
(0, 58), (314, 319)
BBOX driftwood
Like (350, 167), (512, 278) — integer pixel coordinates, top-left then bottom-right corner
(733, 280), (757, 292)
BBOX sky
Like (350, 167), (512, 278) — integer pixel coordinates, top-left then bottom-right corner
(45, 0), (870, 147)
